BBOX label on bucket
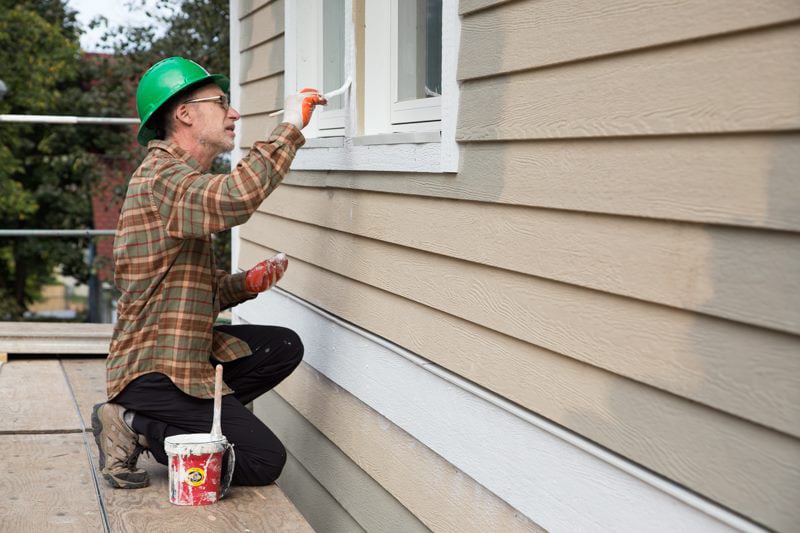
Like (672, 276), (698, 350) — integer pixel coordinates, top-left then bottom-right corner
(164, 433), (227, 506)
(186, 467), (205, 486)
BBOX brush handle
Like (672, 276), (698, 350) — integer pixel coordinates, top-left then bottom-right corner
(268, 77), (352, 117)
(211, 364), (223, 439)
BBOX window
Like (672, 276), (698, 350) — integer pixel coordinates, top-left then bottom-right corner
(290, 0), (346, 137)
(391, 0), (442, 127)
(283, 0), (460, 172)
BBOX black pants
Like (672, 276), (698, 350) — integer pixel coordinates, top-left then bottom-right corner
(113, 325), (303, 486)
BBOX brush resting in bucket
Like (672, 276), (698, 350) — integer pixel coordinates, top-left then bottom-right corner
(164, 364), (235, 505)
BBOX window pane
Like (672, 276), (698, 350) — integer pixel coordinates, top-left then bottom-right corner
(397, 0), (442, 103)
(323, 0), (346, 110)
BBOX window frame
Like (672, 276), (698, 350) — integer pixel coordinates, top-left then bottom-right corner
(283, 0), (460, 173)
(389, 0), (443, 126)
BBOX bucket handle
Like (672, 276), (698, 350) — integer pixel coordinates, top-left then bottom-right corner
(220, 442), (236, 498)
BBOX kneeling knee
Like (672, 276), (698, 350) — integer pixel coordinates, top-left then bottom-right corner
(282, 329), (304, 366)
(249, 448), (287, 486)
(233, 441), (288, 486)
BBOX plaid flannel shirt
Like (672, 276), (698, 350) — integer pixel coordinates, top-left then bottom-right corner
(106, 123), (304, 400)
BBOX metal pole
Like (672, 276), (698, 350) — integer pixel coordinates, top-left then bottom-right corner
(0, 114), (139, 125)
(0, 229), (116, 237)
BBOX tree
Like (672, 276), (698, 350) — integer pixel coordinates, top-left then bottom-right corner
(0, 0), (132, 319)
(0, 0), (232, 319)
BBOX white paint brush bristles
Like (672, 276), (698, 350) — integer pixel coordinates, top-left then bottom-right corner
(268, 77), (352, 117)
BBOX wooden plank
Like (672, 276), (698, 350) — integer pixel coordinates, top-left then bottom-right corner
(61, 358), (108, 427)
(0, 322), (112, 354)
(92, 449), (312, 532)
(257, 187), (800, 334)
(239, 225), (800, 437)
(0, 360), (81, 432)
(237, 257), (800, 531)
(459, 0), (800, 79)
(458, 24), (800, 140)
(241, 112), (284, 148)
(273, 362), (545, 533)
(0, 433), (104, 532)
(240, 74), (284, 116)
(240, 0), (284, 52)
(284, 134), (800, 231)
(239, 37), (284, 84)
(255, 390), (429, 532)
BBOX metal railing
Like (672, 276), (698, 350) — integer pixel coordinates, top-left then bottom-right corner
(0, 114), (139, 125)
(0, 229), (115, 237)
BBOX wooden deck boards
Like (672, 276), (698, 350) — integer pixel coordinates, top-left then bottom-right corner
(0, 359), (81, 433)
(61, 358), (107, 428)
(0, 433), (104, 532)
(1, 357), (312, 532)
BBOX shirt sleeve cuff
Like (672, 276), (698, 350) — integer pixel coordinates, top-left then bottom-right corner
(230, 271), (257, 300)
(269, 123), (306, 150)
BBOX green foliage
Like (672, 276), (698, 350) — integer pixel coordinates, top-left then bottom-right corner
(0, 1), (108, 319)
(0, 0), (232, 319)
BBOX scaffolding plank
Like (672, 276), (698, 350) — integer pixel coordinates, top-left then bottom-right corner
(92, 452), (312, 532)
(0, 360), (81, 432)
(0, 433), (103, 532)
(0, 322), (112, 354)
(62, 359), (108, 427)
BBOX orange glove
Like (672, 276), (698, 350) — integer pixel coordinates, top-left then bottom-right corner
(283, 88), (327, 129)
(245, 252), (288, 293)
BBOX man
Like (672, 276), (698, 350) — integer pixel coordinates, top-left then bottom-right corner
(91, 57), (326, 489)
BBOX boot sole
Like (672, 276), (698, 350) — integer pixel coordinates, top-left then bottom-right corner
(91, 403), (150, 490)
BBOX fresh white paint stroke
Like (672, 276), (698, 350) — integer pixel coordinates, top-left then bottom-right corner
(235, 289), (762, 532)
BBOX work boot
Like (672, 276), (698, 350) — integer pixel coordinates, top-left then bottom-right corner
(91, 402), (150, 489)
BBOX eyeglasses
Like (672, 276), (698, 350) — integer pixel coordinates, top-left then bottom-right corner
(183, 95), (230, 111)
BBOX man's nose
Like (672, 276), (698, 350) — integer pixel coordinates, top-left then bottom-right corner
(228, 106), (241, 121)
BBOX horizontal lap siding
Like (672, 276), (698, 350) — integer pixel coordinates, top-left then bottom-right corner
(236, 1), (800, 530)
(271, 362), (543, 532)
(238, 238), (800, 529)
(247, 202), (800, 435)
(258, 187), (800, 336)
(458, 24), (800, 140)
(450, 6), (799, 529)
(459, 0), (800, 79)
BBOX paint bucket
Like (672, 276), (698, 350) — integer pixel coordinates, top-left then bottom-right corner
(164, 433), (235, 505)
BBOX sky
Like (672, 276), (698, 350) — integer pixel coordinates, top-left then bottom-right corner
(67, 0), (168, 52)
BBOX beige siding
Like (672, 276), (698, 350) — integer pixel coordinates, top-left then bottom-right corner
(239, 239), (800, 529)
(459, 24), (800, 140)
(237, 1), (800, 530)
(239, 38), (284, 83)
(273, 362), (544, 533)
(239, 0), (283, 51)
(257, 187), (800, 335)
(255, 391), (428, 532)
(459, 0), (800, 79)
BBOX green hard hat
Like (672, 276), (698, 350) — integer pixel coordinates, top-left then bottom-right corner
(135, 57), (229, 146)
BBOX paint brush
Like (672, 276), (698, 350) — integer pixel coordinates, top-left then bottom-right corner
(211, 364), (223, 440)
(268, 76), (352, 117)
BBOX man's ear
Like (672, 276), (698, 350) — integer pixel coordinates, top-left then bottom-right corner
(174, 103), (193, 127)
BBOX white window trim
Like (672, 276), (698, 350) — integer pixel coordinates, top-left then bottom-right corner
(284, 0), (460, 173)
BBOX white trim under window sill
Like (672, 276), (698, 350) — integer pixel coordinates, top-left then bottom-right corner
(303, 137), (345, 149)
(352, 131), (440, 146)
(292, 137), (454, 173)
